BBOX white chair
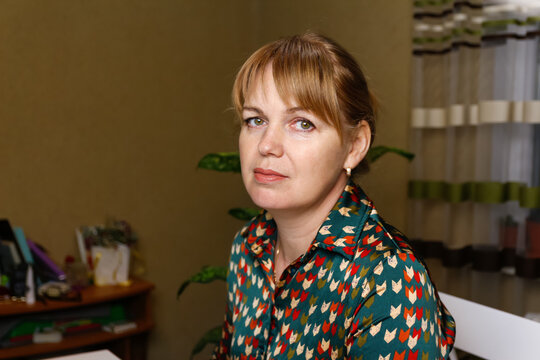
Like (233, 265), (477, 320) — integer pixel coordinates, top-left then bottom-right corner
(440, 292), (540, 360)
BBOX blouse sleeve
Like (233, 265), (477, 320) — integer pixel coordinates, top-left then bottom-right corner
(211, 303), (233, 359)
(212, 229), (244, 359)
(345, 254), (454, 360)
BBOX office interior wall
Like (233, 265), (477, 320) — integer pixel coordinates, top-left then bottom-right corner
(0, 1), (255, 359)
(0, 1), (412, 359)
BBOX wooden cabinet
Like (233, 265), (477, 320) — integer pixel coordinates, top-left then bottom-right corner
(0, 280), (154, 360)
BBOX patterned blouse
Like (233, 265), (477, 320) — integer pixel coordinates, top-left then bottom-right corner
(213, 181), (455, 360)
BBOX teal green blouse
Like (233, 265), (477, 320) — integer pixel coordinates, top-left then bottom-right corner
(213, 182), (455, 359)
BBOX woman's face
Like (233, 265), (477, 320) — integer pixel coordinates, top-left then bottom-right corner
(239, 66), (354, 214)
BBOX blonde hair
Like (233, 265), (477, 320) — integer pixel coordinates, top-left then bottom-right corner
(232, 32), (377, 173)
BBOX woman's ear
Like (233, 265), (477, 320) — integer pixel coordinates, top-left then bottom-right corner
(344, 120), (371, 170)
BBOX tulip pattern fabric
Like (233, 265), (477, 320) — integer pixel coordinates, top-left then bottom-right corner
(213, 181), (455, 360)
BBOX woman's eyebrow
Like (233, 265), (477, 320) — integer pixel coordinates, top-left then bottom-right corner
(242, 106), (306, 115)
(242, 106), (263, 114)
(287, 106), (306, 114)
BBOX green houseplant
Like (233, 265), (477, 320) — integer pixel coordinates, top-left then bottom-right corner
(178, 147), (413, 358)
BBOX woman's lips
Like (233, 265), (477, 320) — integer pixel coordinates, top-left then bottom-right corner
(253, 168), (287, 183)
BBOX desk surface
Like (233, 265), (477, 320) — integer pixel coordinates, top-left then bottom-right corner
(40, 349), (121, 360)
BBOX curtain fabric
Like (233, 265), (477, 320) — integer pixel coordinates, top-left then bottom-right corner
(410, 0), (540, 277)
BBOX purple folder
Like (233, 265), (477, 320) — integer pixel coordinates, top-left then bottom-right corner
(26, 239), (66, 281)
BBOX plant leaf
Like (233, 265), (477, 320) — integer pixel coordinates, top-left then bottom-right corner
(197, 147), (414, 172)
(366, 146), (415, 163)
(190, 325), (222, 359)
(177, 265), (227, 299)
(197, 152), (241, 173)
(228, 207), (260, 221)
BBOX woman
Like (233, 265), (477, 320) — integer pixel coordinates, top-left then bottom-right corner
(213, 33), (455, 360)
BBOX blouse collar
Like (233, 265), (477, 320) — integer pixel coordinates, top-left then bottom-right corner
(242, 180), (373, 264)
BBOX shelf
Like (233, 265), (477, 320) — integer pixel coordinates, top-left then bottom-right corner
(0, 319), (154, 359)
(0, 280), (154, 316)
(0, 279), (154, 360)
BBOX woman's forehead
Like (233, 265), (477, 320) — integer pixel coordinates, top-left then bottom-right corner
(243, 69), (298, 109)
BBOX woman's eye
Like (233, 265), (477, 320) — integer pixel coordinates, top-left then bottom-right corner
(294, 119), (315, 131)
(245, 117), (265, 127)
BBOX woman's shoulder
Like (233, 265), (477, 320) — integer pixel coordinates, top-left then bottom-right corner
(343, 182), (418, 259)
(352, 215), (456, 354)
(354, 206), (418, 260)
(343, 209), (440, 302)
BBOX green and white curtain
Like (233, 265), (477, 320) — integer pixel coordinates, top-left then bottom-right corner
(410, 0), (540, 277)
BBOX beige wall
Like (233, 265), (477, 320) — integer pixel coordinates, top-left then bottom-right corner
(0, 1), (411, 359)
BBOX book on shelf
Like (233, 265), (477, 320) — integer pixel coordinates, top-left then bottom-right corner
(0, 242), (16, 275)
(13, 227), (33, 265)
(0, 220), (25, 266)
(75, 227), (89, 267)
(27, 239), (66, 281)
(0, 240), (21, 265)
(64, 322), (102, 335)
(0, 333), (33, 348)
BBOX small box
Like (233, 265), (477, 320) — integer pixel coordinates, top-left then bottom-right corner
(33, 328), (62, 344)
(91, 244), (130, 286)
(103, 320), (137, 334)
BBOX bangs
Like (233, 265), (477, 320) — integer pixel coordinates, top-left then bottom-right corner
(232, 37), (344, 136)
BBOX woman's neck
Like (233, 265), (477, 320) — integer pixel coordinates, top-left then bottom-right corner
(271, 176), (348, 264)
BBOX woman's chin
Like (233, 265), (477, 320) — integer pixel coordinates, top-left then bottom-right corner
(251, 198), (287, 212)
(248, 190), (291, 213)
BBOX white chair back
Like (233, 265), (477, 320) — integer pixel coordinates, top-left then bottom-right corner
(440, 292), (540, 360)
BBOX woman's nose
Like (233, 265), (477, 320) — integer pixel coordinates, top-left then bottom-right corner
(258, 126), (284, 157)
